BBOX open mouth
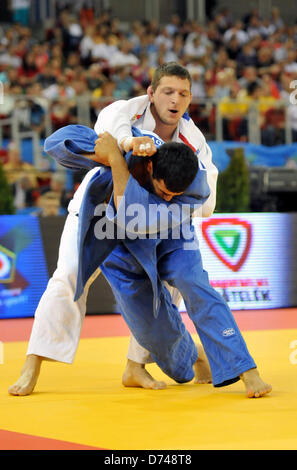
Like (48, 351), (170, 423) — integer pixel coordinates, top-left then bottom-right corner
(168, 109), (178, 115)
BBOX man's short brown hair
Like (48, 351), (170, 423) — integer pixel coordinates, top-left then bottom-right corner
(151, 62), (192, 91)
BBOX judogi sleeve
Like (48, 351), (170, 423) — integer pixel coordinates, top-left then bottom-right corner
(179, 118), (218, 217)
(196, 140), (218, 218)
(94, 96), (148, 146)
(44, 125), (101, 171)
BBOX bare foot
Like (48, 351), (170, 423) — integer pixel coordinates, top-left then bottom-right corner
(8, 355), (42, 396)
(240, 368), (272, 398)
(122, 360), (166, 390)
(193, 343), (212, 384)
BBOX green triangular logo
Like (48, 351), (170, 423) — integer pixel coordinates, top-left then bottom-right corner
(214, 230), (241, 257)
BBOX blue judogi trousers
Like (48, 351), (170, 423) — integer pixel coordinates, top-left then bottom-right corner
(101, 236), (256, 387)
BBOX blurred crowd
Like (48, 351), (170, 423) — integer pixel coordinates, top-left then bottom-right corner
(1, 4), (297, 214)
(0, 141), (73, 215)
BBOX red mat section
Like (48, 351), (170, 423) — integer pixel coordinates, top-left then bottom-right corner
(1, 308), (296, 343)
(0, 429), (103, 450)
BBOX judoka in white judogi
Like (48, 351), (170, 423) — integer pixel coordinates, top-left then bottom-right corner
(29, 123), (256, 387)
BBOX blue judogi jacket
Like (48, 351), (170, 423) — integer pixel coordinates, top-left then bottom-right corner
(44, 125), (210, 317)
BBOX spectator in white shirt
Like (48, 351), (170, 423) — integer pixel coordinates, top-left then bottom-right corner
(184, 35), (207, 61)
(224, 21), (249, 46)
(284, 49), (297, 75)
(259, 18), (276, 39)
(271, 7), (284, 30)
(108, 39), (139, 68)
(154, 27), (174, 51)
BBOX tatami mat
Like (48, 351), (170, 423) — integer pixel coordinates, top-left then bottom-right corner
(0, 311), (296, 450)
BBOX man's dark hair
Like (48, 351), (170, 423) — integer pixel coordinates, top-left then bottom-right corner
(151, 142), (198, 193)
(247, 81), (261, 96)
(151, 62), (192, 91)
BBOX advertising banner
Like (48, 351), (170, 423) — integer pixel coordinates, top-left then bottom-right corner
(1, 213), (296, 317)
(180, 213), (297, 311)
(0, 216), (48, 319)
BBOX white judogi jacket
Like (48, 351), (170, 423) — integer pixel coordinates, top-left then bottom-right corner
(94, 95), (218, 218)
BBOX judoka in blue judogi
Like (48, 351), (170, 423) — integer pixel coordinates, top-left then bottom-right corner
(44, 124), (257, 387)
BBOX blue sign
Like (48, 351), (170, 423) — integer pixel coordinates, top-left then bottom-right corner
(209, 141), (297, 171)
(0, 216), (49, 318)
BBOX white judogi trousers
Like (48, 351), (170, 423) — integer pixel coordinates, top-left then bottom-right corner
(27, 168), (181, 364)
